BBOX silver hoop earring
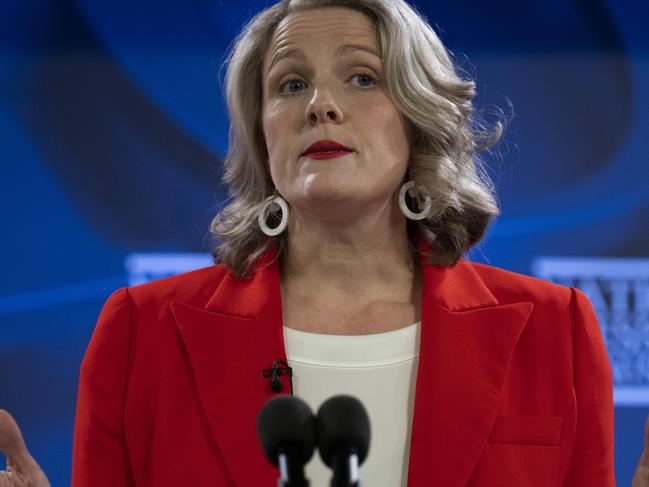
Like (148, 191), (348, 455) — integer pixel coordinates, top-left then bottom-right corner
(258, 194), (289, 236)
(399, 180), (432, 221)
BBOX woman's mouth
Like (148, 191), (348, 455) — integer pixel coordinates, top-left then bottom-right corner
(302, 150), (353, 160)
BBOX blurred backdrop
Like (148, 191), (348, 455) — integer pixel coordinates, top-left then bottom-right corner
(1, 0), (648, 484)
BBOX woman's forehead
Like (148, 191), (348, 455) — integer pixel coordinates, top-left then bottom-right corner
(264, 8), (379, 73)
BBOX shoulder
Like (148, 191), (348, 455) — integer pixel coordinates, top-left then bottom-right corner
(120, 263), (231, 309)
(464, 261), (604, 353)
(465, 260), (574, 313)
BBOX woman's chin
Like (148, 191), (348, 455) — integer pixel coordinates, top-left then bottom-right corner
(289, 188), (389, 224)
(295, 175), (356, 201)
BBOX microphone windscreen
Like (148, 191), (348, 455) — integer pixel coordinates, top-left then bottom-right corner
(316, 395), (371, 467)
(256, 395), (316, 466)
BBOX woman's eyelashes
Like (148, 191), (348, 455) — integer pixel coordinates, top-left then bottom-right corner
(278, 73), (379, 95)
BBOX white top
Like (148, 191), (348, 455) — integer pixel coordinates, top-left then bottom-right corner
(282, 322), (421, 487)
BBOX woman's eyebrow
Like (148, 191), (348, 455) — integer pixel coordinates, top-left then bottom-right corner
(266, 43), (381, 75)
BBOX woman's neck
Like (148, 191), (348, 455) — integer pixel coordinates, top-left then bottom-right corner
(280, 214), (419, 303)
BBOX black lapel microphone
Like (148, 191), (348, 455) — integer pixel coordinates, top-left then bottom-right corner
(262, 359), (294, 394)
(256, 395), (316, 487)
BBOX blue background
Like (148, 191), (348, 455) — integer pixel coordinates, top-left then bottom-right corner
(1, 0), (648, 484)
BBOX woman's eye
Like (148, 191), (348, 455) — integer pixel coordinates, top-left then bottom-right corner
(351, 73), (377, 88)
(278, 73), (378, 95)
(279, 79), (307, 94)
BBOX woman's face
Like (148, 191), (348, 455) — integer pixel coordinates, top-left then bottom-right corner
(261, 7), (412, 220)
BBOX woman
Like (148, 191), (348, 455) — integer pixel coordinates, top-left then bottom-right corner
(0, 0), (616, 485)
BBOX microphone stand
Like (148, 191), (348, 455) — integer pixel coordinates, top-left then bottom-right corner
(277, 444), (310, 487)
(330, 447), (362, 487)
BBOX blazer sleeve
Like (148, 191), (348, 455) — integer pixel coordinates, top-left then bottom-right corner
(72, 288), (135, 487)
(563, 287), (616, 486)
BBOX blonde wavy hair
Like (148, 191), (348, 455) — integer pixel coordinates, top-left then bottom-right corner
(210, 0), (503, 278)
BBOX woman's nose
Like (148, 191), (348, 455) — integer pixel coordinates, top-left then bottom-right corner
(305, 88), (344, 125)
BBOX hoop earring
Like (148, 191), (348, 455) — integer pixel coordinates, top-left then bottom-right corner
(258, 193), (289, 236)
(399, 180), (432, 221)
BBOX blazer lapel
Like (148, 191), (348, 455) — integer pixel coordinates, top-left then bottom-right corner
(407, 243), (534, 487)
(170, 247), (287, 487)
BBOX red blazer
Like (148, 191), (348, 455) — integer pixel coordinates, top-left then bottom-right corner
(71, 244), (615, 486)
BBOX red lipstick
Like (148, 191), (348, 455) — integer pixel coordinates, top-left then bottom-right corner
(302, 140), (353, 159)
(304, 151), (352, 159)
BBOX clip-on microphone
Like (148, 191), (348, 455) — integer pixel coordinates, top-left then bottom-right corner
(261, 359), (294, 394)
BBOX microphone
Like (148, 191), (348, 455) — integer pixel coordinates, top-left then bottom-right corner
(261, 359), (294, 394)
(256, 395), (316, 487)
(317, 395), (371, 487)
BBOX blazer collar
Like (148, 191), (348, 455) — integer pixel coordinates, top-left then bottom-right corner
(204, 245), (282, 318)
(204, 236), (499, 318)
(171, 240), (533, 487)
